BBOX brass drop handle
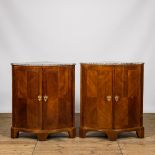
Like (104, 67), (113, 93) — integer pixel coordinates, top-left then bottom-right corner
(38, 95), (42, 102)
(106, 96), (112, 102)
(44, 95), (48, 102)
(115, 95), (119, 102)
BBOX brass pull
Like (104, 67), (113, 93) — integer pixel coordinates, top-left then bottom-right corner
(106, 96), (112, 102)
(38, 95), (42, 102)
(44, 95), (48, 102)
(115, 96), (119, 102)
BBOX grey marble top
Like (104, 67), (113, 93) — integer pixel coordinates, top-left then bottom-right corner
(11, 61), (76, 66)
(80, 61), (144, 65)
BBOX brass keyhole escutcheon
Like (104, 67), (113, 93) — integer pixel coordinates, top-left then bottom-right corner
(38, 95), (42, 102)
(44, 95), (48, 102)
(115, 96), (119, 102)
(106, 96), (112, 102)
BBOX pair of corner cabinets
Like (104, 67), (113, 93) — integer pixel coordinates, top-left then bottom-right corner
(11, 62), (144, 141)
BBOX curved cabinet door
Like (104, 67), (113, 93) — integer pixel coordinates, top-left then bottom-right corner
(13, 66), (42, 129)
(81, 65), (113, 129)
(42, 66), (74, 130)
(114, 65), (143, 129)
(97, 66), (113, 129)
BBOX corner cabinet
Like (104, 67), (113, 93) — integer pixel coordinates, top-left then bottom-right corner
(80, 63), (144, 140)
(11, 62), (75, 141)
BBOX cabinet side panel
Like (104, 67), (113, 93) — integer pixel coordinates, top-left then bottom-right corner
(58, 66), (73, 128)
(13, 68), (27, 128)
(127, 66), (141, 127)
(140, 64), (144, 126)
(80, 65), (86, 127)
(84, 66), (98, 127)
(87, 68), (98, 97)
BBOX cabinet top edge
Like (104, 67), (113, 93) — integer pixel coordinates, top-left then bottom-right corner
(11, 61), (76, 66)
(80, 62), (144, 65)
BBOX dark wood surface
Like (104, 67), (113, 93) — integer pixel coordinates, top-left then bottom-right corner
(12, 66), (42, 130)
(80, 64), (144, 140)
(11, 65), (75, 140)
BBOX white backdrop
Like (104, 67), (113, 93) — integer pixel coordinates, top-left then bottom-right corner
(0, 0), (155, 113)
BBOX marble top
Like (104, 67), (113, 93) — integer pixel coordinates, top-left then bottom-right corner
(80, 61), (144, 65)
(11, 61), (76, 66)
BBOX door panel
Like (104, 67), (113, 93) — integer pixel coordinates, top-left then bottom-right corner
(97, 67), (113, 128)
(114, 66), (128, 128)
(42, 67), (73, 130)
(114, 65), (141, 129)
(13, 67), (42, 129)
(83, 66), (113, 129)
(42, 67), (59, 129)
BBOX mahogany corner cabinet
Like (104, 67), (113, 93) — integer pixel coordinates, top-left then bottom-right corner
(11, 62), (76, 141)
(80, 62), (144, 141)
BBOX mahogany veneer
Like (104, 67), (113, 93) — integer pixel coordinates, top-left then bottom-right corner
(11, 62), (75, 141)
(80, 62), (144, 140)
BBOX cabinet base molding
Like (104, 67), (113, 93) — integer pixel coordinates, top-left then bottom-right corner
(11, 127), (76, 141)
(80, 127), (144, 141)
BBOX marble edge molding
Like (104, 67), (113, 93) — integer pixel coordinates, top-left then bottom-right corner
(80, 62), (145, 65)
(11, 61), (145, 66)
(11, 62), (76, 66)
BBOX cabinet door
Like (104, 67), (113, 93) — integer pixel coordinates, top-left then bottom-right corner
(114, 65), (142, 129)
(42, 66), (74, 130)
(97, 66), (113, 128)
(81, 65), (113, 129)
(13, 66), (42, 129)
